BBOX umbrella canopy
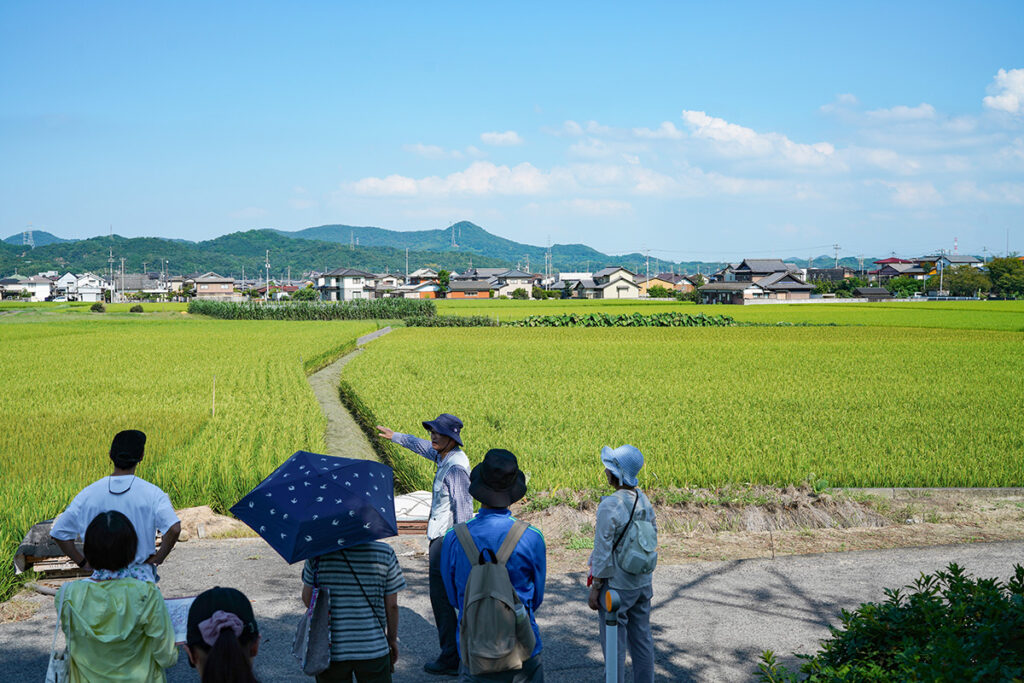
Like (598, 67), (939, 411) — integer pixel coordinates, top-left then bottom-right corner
(230, 451), (398, 563)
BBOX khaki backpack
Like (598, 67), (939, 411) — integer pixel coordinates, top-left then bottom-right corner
(454, 520), (537, 675)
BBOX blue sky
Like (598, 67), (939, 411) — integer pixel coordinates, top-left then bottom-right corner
(2, 2), (1022, 260)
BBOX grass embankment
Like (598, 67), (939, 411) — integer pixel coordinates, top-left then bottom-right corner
(0, 316), (375, 600)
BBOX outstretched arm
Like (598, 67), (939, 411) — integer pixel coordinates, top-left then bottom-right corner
(145, 522), (180, 566)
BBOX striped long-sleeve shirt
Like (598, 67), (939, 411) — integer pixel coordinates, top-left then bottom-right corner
(391, 432), (474, 526)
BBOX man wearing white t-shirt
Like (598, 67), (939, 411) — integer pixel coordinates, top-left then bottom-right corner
(51, 430), (181, 582)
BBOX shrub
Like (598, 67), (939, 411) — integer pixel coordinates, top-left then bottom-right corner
(757, 563), (1024, 681)
(646, 285), (674, 298)
(90, 302), (106, 313)
(130, 304), (144, 313)
(511, 288), (529, 300)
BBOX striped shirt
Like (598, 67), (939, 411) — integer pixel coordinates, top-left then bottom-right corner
(302, 541), (406, 661)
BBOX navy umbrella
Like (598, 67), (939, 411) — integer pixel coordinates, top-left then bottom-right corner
(230, 451), (398, 563)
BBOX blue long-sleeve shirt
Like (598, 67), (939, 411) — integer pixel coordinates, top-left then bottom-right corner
(391, 432), (473, 526)
(441, 507), (546, 657)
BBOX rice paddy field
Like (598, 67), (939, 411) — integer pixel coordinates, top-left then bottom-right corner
(1, 299), (1022, 600)
(343, 324), (1024, 492)
(0, 312), (376, 598)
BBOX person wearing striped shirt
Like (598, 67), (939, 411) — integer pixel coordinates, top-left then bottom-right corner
(377, 413), (472, 677)
(301, 541), (406, 682)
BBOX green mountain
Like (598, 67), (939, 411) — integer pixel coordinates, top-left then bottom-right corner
(0, 230), (510, 278)
(274, 221), (694, 273)
(3, 230), (71, 248)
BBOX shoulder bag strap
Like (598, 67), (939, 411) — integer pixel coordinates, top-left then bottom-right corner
(496, 520), (529, 566)
(611, 491), (640, 555)
(51, 582), (67, 654)
(341, 552), (388, 643)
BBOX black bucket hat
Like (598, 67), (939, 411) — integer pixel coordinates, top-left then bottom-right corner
(109, 430), (146, 467)
(469, 449), (527, 508)
(422, 413), (464, 447)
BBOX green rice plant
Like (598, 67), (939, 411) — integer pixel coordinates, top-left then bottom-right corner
(342, 326), (1024, 492)
(0, 316), (376, 600)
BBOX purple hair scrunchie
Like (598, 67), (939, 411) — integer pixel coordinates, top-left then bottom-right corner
(198, 610), (245, 647)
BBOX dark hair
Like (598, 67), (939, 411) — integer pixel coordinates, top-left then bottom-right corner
(187, 587), (259, 683)
(83, 511), (138, 571)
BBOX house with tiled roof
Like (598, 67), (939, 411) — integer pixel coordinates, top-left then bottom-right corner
(190, 272), (237, 301)
(447, 280), (491, 299)
(699, 281), (766, 305)
(492, 269), (534, 298)
(570, 267), (640, 299)
(755, 271), (814, 300)
(316, 268), (375, 301)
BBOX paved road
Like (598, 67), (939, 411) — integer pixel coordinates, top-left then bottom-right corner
(3, 539), (1021, 682)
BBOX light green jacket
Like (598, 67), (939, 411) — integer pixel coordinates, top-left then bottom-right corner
(58, 578), (178, 683)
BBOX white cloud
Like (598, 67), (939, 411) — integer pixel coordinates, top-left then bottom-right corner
(866, 103), (936, 121)
(680, 110), (835, 166)
(633, 121), (684, 140)
(820, 93), (860, 114)
(480, 130), (523, 146)
(563, 199), (632, 215)
(877, 181), (943, 207)
(350, 161), (557, 197)
(562, 120), (584, 136)
(983, 68), (1024, 114)
(289, 198), (316, 210)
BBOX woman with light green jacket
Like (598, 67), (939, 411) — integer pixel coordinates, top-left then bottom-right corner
(57, 511), (177, 682)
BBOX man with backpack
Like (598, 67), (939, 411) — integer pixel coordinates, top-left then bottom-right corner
(587, 445), (658, 683)
(441, 449), (546, 682)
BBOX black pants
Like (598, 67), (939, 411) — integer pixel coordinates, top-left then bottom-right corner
(429, 536), (460, 667)
(316, 653), (392, 683)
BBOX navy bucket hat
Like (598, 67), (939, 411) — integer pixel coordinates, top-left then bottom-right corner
(422, 413), (464, 446)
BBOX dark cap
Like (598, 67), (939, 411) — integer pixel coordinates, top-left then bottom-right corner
(109, 430), (146, 466)
(422, 413), (464, 447)
(186, 587), (258, 648)
(468, 449), (527, 508)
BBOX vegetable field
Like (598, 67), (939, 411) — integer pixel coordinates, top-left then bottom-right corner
(0, 316), (376, 599)
(436, 299), (1024, 331)
(342, 326), (1024, 492)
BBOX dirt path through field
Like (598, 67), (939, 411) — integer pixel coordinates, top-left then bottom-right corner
(306, 326), (392, 460)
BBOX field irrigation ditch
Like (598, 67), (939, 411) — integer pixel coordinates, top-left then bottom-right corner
(0, 299), (1022, 601)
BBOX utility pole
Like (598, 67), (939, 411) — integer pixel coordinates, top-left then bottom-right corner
(108, 248), (115, 302)
(142, 262), (147, 275)
(524, 254), (530, 273)
(405, 248), (409, 283)
(645, 249), (650, 282)
(119, 257), (125, 297)
(265, 250), (271, 301)
(350, 231), (354, 250)
(833, 244), (841, 269)
(982, 247), (988, 263)
(857, 255), (865, 278)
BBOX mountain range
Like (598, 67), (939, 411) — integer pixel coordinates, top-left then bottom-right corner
(3, 221), (875, 278)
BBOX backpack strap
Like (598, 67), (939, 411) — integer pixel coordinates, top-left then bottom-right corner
(495, 520), (529, 565)
(612, 490), (640, 555)
(454, 523), (480, 564)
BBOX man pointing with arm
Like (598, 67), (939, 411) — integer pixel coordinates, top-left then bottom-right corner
(377, 413), (471, 677)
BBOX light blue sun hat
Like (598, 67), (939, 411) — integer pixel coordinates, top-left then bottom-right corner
(600, 444), (644, 487)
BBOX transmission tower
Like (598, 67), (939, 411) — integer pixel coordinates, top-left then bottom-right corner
(832, 243), (841, 268)
(22, 225), (34, 249)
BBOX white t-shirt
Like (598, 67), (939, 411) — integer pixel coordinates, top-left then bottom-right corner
(50, 475), (179, 567)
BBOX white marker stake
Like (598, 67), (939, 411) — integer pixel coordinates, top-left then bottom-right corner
(604, 588), (621, 683)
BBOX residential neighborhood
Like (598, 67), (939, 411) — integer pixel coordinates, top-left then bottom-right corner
(0, 251), (1017, 305)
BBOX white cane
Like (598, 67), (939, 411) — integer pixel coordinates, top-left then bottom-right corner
(603, 588), (621, 683)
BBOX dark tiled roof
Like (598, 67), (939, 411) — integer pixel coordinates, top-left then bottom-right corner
(324, 268), (375, 278)
(496, 269), (533, 279)
(448, 281), (492, 292)
(854, 287), (891, 296)
(736, 259), (789, 273)
(699, 282), (762, 291)
(757, 271), (812, 290)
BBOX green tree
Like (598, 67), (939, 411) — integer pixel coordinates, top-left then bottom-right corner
(293, 285), (318, 301)
(531, 285), (547, 300)
(646, 284), (674, 298)
(886, 275), (922, 297)
(987, 256), (1024, 298)
(926, 265), (991, 297)
(511, 287), (529, 299)
(689, 273), (706, 287)
(437, 269), (450, 297)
